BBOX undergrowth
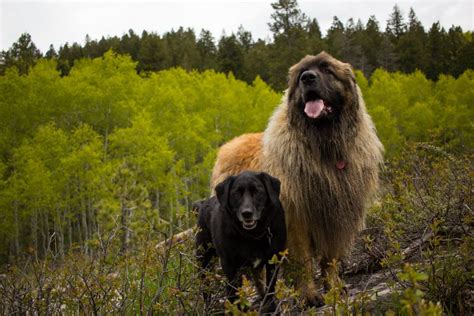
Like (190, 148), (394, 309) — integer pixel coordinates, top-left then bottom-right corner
(0, 145), (472, 315)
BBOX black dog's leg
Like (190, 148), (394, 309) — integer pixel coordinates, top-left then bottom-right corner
(221, 260), (242, 304)
(251, 266), (265, 298)
(196, 229), (216, 307)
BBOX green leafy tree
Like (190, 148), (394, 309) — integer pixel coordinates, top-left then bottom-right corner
(108, 112), (177, 251)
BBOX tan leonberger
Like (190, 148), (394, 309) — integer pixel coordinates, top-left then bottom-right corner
(211, 52), (384, 306)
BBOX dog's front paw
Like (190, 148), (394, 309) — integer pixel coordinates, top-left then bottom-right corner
(302, 287), (324, 308)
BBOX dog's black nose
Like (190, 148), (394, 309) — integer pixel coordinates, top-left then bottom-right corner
(241, 209), (253, 219)
(300, 70), (318, 85)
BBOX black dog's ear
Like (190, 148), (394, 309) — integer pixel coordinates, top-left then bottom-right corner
(191, 200), (203, 214)
(258, 172), (281, 206)
(215, 176), (235, 209)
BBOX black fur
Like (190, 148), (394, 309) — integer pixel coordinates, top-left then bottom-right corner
(195, 171), (286, 312)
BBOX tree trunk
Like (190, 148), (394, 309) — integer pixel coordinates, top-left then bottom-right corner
(67, 210), (73, 250)
(120, 197), (130, 254)
(31, 210), (38, 261)
(39, 210), (47, 257)
(184, 179), (190, 227)
(56, 208), (65, 259)
(44, 211), (50, 254)
(81, 198), (89, 255)
(77, 214), (84, 252)
(14, 202), (20, 257)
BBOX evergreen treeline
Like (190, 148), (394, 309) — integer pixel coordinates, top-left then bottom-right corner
(1, 2), (473, 90)
(0, 51), (472, 261)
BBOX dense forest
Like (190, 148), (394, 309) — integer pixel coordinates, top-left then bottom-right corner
(0, 50), (471, 261)
(0, 0), (472, 314)
(1, 2), (473, 90)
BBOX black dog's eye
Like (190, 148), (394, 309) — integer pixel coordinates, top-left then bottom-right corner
(231, 188), (243, 199)
(247, 185), (257, 194)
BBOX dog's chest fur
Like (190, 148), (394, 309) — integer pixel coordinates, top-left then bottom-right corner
(262, 97), (382, 258)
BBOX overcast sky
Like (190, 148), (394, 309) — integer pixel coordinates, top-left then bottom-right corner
(1, 0), (473, 53)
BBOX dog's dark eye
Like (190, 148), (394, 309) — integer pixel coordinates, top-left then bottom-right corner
(321, 66), (332, 75)
(247, 186), (256, 194)
(298, 69), (308, 81)
(231, 188), (242, 199)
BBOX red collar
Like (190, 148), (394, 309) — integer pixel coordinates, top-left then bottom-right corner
(336, 161), (346, 170)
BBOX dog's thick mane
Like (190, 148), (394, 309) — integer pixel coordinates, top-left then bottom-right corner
(263, 83), (383, 259)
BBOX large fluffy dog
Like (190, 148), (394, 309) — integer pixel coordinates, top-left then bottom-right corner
(211, 52), (384, 305)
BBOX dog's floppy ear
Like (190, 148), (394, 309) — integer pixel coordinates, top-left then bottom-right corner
(215, 175), (235, 209)
(258, 172), (281, 207)
(191, 200), (203, 214)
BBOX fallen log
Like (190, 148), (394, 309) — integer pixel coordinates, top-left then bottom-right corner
(155, 227), (195, 252)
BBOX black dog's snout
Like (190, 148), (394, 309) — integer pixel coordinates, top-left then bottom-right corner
(241, 209), (254, 219)
(300, 70), (318, 85)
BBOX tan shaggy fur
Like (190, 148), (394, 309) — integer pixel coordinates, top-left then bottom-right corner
(211, 52), (384, 305)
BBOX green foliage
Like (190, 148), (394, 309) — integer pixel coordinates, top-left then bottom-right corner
(0, 53), (280, 261)
(362, 145), (473, 314)
(364, 69), (473, 157)
(0, 47), (472, 314)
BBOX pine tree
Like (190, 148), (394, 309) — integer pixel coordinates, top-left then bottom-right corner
(217, 34), (244, 79)
(268, 0), (308, 37)
(267, 0), (309, 90)
(377, 35), (398, 71)
(426, 22), (448, 79)
(164, 27), (199, 70)
(386, 5), (407, 41)
(397, 8), (427, 73)
(197, 29), (218, 70)
(237, 25), (253, 51)
(341, 18), (367, 72)
(361, 15), (383, 74)
(119, 29), (140, 60)
(306, 18), (324, 55)
(446, 26), (469, 76)
(137, 32), (169, 72)
(326, 16), (345, 59)
(45, 44), (58, 59)
(1, 33), (42, 74)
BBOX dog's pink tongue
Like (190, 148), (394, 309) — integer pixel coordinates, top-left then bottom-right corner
(304, 99), (324, 118)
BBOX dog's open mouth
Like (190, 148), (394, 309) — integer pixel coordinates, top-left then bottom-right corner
(242, 219), (257, 230)
(304, 91), (333, 119)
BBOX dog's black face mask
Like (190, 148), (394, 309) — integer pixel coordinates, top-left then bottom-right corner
(287, 52), (358, 128)
(215, 172), (281, 231)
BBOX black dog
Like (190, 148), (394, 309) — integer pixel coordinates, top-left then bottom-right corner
(194, 171), (286, 312)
